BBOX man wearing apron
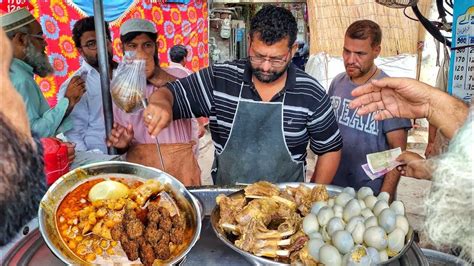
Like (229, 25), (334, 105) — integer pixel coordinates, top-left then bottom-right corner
(144, 5), (343, 185)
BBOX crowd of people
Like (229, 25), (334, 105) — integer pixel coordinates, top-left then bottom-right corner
(0, 4), (471, 261)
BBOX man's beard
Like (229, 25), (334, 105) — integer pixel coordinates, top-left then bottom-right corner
(251, 62), (290, 83)
(0, 112), (46, 246)
(344, 63), (370, 79)
(24, 42), (54, 78)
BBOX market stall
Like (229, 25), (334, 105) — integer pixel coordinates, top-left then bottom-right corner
(2, 162), (468, 265)
(0, 1), (472, 265)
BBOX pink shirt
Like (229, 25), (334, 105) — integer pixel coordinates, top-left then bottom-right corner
(113, 68), (198, 151)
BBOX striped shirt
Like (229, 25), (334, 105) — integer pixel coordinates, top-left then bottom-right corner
(166, 60), (343, 163)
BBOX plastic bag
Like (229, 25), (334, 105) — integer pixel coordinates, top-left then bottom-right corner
(110, 52), (147, 113)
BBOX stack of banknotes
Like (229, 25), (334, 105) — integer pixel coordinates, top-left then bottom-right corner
(362, 147), (402, 180)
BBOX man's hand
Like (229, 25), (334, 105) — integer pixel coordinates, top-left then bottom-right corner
(143, 101), (173, 137)
(147, 67), (177, 88)
(349, 77), (432, 120)
(64, 76), (86, 112)
(106, 123), (134, 149)
(64, 141), (76, 163)
(396, 151), (432, 180)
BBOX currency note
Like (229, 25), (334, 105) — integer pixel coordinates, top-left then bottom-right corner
(366, 147), (402, 173)
(361, 162), (402, 180)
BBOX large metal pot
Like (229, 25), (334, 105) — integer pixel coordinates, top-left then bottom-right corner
(211, 182), (414, 265)
(38, 161), (202, 265)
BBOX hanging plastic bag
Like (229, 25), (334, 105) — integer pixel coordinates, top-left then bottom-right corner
(110, 52), (147, 113)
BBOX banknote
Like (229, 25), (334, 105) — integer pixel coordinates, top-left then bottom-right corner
(366, 147), (402, 173)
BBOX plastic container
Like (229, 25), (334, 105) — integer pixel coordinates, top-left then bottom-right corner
(40, 138), (69, 186)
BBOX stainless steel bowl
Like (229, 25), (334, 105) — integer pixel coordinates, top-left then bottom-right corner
(211, 182), (414, 265)
(38, 161), (202, 265)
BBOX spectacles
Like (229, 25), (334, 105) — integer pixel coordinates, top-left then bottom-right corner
(82, 40), (97, 50)
(248, 52), (290, 67)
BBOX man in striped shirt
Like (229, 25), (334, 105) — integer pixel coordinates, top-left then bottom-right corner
(144, 5), (343, 185)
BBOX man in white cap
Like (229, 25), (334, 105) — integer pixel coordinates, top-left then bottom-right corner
(107, 18), (202, 186)
(0, 8), (85, 138)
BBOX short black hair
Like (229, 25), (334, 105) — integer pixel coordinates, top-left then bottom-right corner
(72, 16), (111, 48)
(169, 45), (187, 63)
(120, 31), (159, 65)
(249, 5), (297, 48)
(346, 20), (382, 47)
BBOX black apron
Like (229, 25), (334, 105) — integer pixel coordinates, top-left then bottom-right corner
(212, 82), (304, 185)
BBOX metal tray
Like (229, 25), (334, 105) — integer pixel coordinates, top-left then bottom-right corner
(2, 187), (433, 266)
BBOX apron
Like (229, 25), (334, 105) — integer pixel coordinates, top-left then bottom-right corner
(213, 83), (304, 185)
(126, 141), (201, 187)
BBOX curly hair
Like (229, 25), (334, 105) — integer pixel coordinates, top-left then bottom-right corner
(169, 45), (188, 63)
(249, 5), (297, 48)
(72, 16), (111, 48)
(345, 20), (382, 47)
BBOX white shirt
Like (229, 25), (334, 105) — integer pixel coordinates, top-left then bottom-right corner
(167, 62), (194, 76)
(58, 61), (107, 153)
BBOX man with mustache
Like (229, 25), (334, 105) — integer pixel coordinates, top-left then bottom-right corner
(143, 5), (343, 185)
(327, 20), (411, 200)
(0, 8), (85, 138)
(57, 17), (117, 154)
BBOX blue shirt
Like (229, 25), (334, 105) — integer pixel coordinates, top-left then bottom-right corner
(328, 71), (411, 193)
(9, 58), (71, 137)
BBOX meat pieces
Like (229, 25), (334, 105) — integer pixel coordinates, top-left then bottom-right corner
(154, 240), (171, 260)
(145, 223), (163, 243)
(147, 202), (161, 223)
(244, 181), (280, 197)
(118, 199), (185, 264)
(159, 215), (172, 232)
(170, 215), (185, 245)
(111, 222), (124, 241)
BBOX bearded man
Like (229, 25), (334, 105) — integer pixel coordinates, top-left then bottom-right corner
(0, 8), (85, 138)
(142, 5), (343, 185)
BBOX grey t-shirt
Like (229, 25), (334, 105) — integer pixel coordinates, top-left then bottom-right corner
(327, 71), (411, 194)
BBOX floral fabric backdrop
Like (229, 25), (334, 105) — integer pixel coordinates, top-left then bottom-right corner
(1, 0), (209, 106)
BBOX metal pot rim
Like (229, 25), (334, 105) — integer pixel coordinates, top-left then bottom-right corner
(211, 182), (414, 265)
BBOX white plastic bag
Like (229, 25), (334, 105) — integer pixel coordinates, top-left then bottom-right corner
(110, 52), (147, 113)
